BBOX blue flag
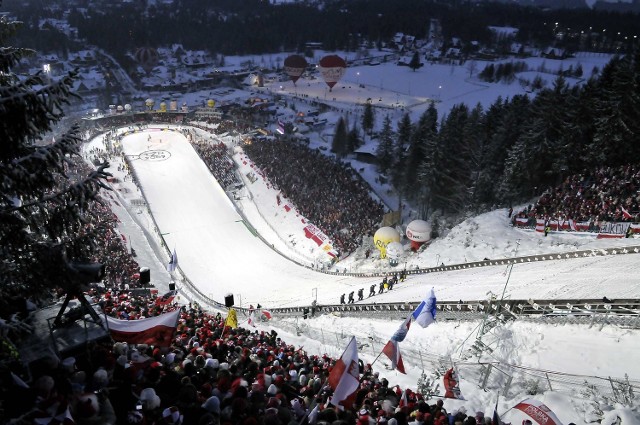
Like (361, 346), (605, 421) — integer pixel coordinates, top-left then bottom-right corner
(167, 248), (178, 272)
(412, 288), (437, 328)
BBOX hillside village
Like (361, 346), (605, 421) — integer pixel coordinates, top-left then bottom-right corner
(6, 0), (629, 118)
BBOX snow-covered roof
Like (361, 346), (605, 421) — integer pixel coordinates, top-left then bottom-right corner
(543, 47), (566, 58)
(488, 26), (519, 36)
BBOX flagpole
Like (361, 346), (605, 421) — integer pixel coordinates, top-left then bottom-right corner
(368, 351), (386, 371)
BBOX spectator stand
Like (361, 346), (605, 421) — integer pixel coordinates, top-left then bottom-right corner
(511, 164), (640, 238)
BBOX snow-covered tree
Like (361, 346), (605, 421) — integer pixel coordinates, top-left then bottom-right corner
(0, 13), (109, 300)
(362, 102), (375, 139)
(408, 103), (438, 206)
(376, 115), (395, 173)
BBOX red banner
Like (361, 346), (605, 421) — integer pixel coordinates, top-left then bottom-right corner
(513, 398), (563, 425)
(303, 224), (328, 247)
(516, 218), (637, 239)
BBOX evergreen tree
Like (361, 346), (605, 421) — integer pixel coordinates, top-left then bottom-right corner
(562, 82), (595, 171)
(479, 63), (495, 82)
(331, 117), (349, 158)
(484, 95), (531, 207)
(500, 76), (571, 200)
(376, 115), (395, 174)
(462, 104), (488, 210)
(390, 113), (412, 206)
(408, 103), (438, 214)
(0, 14), (109, 299)
(347, 121), (361, 153)
(409, 51), (422, 71)
(589, 54), (640, 166)
(430, 104), (470, 213)
(362, 102), (375, 139)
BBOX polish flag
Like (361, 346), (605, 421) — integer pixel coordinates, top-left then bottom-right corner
(106, 309), (180, 347)
(513, 398), (563, 425)
(398, 388), (409, 408)
(328, 336), (360, 409)
(621, 206), (633, 220)
(248, 309), (257, 327)
(514, 217), (529, 226)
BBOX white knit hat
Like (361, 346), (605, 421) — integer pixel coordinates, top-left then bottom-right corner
(267, 383), (278, 395)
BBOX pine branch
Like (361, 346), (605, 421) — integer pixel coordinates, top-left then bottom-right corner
(5, 164), (111, 215)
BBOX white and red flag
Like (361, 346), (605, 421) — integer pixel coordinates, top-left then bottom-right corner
(155, 290), (177, 306)
(328, 336), (360, 409)
(513, 398), (564, 425)
(247, 309), (257, 327)
(398, 388), (409, 408)
(381, 316), (411, 374)
(621, 206), (633, 220)
(106, 309), (180, 347)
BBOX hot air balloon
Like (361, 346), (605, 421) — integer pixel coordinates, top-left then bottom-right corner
(319, 55), (347, 92)
(406, 220), (432, 251)
(134, 47), (159, 74)
(283, 54), (308, 85)
(386, 241), (404, 267)
(373, 226), (401, 259)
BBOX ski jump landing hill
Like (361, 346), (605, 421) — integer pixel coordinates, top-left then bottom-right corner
(84, 121), (640, 324)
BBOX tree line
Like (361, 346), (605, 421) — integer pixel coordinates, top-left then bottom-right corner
(359, 53), (639, 218)
(5, 0), (640, 59)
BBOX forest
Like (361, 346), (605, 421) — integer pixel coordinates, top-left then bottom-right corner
(5, 0), (640, 58)
(366, 53), (640, 216)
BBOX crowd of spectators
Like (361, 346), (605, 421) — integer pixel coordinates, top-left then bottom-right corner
(70, 157), (144, 290)
(192, 141), (242, 190)
(243, 139), (385, 256)
(185, 116), (255, 136)
(512, 164), (640, 226)
(5, 289), (499, 425)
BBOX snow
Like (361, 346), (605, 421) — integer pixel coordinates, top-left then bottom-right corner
(84, 124), (640, 425)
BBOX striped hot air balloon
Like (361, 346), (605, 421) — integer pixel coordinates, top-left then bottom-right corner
(319, 55), (347, 91)
(283, 54), (308, 85)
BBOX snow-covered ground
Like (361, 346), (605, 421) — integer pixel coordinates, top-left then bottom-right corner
(84, 125), (640, 425)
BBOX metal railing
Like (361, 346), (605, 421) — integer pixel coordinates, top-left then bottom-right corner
(274, 315), (640, 402)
